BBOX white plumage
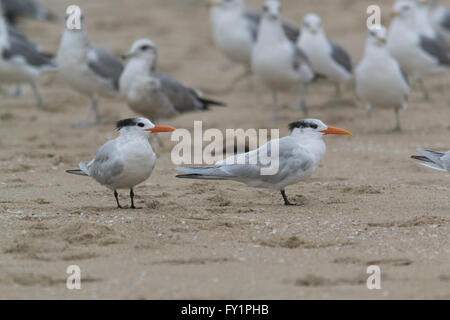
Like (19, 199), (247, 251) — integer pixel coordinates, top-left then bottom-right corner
(252, 0), (314, 120)
(177, 119), (351, 206)
(356, 25), (409, 131)
(67, 117), (175, 209)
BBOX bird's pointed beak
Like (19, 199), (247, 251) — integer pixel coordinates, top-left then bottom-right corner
(391, 10), (399, 17)
(146, 125), (176, 133)
(206, 0), (219, 7)
(378, 37), (387, 44)
(311, 28), (318, 34)
(321, 126), (352, 136)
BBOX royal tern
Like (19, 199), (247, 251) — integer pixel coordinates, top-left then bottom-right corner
(411, 148), (450, 172)
(207, 0), (299, 85)
(0, 2), (55, 108)
(355, 25), (409, 132)
(66, 117), (176, 209)
(176, 119), (352, 206)
(388, 0), (450, 100)
(57, 10), (124, 127)
(297, 13), (353, 97)
(120, 39), (225, 123)
(1, 0), (55, 24)
(252, 0), (314, 120)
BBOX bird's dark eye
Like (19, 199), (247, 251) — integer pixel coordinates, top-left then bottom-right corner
(263, 6), (268, 12)
(141, 45), (150, 51)
(311, 124), (318, 129)
(138, 123), (145, 127)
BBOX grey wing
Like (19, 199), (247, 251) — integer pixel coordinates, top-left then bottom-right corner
(245, 10), (299, 43)
(2, 0), (54, 22)
(292, 45), (311, 72)
(3, 34), (55, 68)
(87, 45), (124, 90)
(244, 11), (260, 42)
(441, 10), (450, 30)
(329, 40), (353, 73)
(156, 71), (202, 112)
(88, 141), (124, 185)
(419, 35), (450, 66)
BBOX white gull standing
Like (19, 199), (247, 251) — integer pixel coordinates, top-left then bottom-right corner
(355, 25), (409, 132)
(0, 2), (55, 107)
(120, 39), (225, 123)
(297, 13), (353, 97)
(57, 10), (124, 127)
(67, 117), (176, 209)
(387, 0), (449, 100)
(252, 0), (314, 120)
(207, 0), (299, 86)
(429, 0), (450, 49)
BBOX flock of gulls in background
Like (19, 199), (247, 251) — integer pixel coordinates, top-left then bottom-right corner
(0, 0), (448, 208)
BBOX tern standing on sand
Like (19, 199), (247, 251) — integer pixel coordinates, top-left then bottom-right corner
(411, 148), (450, 172)
(120, 39), (225, 122)
(297, 13), (353, 97)
(252, 0), (314, 120)
(57, 10), (124, 127)
(207, 0), (299, 86)
(177, 119), (351, 206)
(67, 118), (176, 209)
(356, 25), (410, 132)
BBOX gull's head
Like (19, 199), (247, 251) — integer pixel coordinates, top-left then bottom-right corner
(302, 13), (323, 35)
(262, 0), (281, 21)
(392, 0), (416, 20)
(288, 119), (352, 138)
(122, 39), (157, 63)
(367, 24), (387, 47)
(116, 117), (176, 137)
(207, 0), (243, 11)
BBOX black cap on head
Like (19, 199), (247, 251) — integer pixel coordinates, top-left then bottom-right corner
(288, 120), (318, 132)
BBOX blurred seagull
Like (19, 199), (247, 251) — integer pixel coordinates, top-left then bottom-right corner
(356, 25), (409, 132)
(429, 0), (450, 49)
(252, 0), (314, 120)
(411, 148), (450, 172)
(388, 0), (450, 100)
(0, 2), (55, 107)
(67, 117), (176, 209)
(207, 0), (299, 86)
(1, 0), (55, 24)
(297, 13), (353, 97)
(408, 0), (443, 41)
(57, 10), (124, 127)
(120, 39), (225, 125)
(176, 119), (352, 206)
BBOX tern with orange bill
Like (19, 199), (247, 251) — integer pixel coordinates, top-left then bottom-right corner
(176, 119), (352, 206)
(67, 117), (176, 209)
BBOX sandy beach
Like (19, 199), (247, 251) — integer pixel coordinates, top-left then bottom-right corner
(0, 0), (449, 299)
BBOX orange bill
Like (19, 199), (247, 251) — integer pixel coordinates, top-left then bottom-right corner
(146, 125), (176, 133)
(321, 126), (352, 136)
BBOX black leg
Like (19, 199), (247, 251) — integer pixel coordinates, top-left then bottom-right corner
(281, 189), (296, 206)
(130, 188), (136, 209)
(114, 190), (123, 209)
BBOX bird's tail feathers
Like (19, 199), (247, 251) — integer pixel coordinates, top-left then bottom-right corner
(198, 97), (226, 110)
(66, 169), (88, 176)
(176, 166), (231, 180)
